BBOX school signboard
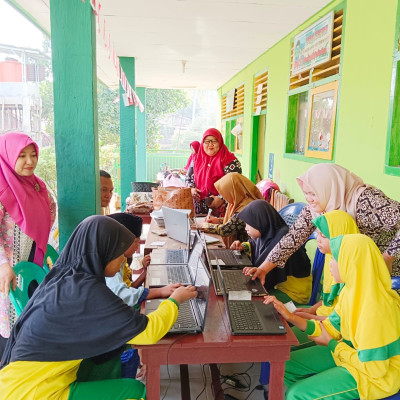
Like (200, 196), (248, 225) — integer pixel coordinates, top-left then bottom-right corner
(291, 11), (334, 76)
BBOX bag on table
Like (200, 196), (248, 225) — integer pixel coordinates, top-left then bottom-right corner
(152, 186), (194, 218)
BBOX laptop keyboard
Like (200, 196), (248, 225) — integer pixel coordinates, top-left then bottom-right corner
(166, 249), (185, 264)
(211, 250), (243, 265)
(167, 266), (189, 283)
(229, 301), (263, 331)
(173, 301), (196, 329)
(223, 272), (247, 291)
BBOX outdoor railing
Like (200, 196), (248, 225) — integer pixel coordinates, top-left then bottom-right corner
(146, 150), (190, 181)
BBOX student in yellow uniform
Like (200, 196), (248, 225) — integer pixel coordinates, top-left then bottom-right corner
(0, 215), (197, 400)
(233, 199), (311, 304)
(295, 210), (360, 320)
(265, 234), (400, 400)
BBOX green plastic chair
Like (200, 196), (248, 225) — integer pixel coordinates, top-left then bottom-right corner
(43, 244), (59, 273)
(9, 261), (47, 316)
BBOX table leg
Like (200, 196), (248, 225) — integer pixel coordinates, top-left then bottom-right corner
(209, 364), (224, 400)
(268, 361), (285, 400)
(180, 364), (191, 400)
(145, 364), (161, 400)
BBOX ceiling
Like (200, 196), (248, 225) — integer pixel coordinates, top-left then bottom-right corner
(13, 0), (331, 89)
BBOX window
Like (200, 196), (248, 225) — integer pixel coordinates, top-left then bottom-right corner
(386, 24), (400, 176)
(285, 8), (343, 160)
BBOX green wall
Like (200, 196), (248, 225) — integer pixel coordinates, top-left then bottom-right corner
(219, 0), (400, 203)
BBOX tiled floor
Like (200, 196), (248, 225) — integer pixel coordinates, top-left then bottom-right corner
(155, 362), (267, 400)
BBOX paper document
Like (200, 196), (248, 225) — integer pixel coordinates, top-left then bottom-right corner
(229, 291), (252, 301)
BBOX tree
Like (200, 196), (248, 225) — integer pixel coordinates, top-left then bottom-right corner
(35, 146), (57, 200)
(146, 89), (189, 150)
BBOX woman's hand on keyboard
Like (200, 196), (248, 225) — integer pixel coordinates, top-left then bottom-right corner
(170, 285), (198, 304)
(230, 241), (245, 251)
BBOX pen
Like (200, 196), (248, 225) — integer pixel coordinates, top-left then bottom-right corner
(206, 208), (212, 221)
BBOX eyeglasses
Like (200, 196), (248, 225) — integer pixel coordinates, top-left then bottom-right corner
(204, 140), (218, 145)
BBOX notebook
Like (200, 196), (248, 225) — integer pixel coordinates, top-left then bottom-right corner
(203, 243), (266, 297)
(146, 232), (203, 287)
(145, 256), (211, 334)
(208, 248), (253, 267)
(215, 260), (286, 335)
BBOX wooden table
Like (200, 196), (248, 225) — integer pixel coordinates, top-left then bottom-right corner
(144, 219), (224, 255)
(138, 289), (298, 400)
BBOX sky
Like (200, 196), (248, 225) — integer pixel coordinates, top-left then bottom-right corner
(0, 0), (44, 52)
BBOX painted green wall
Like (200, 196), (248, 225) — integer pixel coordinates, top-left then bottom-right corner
(219, 0), (400, 203)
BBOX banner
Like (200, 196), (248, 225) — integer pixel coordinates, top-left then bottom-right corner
(291, 11), (334, 76)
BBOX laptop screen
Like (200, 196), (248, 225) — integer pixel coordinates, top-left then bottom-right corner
(192, 257), (211, 329)
(162, 206), (191, 244)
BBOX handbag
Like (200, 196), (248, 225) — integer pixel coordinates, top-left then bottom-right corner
(152, 186), (194, 218)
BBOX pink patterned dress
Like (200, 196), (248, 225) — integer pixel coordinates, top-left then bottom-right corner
(0, 194), (56, 338)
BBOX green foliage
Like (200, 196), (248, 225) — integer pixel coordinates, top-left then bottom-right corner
(35, 146), (57, 201)
(97, 81), (120, 145)
(146, 89), (189, 150)
(40, 80), (54, 135)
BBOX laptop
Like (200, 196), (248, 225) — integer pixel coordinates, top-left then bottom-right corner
(215, 259), (286, 335)
(203, 242), (266, 297)
(145, 256), (211, 334)
(146, 232), (204, 287)
(208, 248), (253, 267)
(149, 207), (191, 265)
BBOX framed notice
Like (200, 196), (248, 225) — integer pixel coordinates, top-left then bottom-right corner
(292, 11), (334, 76)
(305, 81), (338, 160)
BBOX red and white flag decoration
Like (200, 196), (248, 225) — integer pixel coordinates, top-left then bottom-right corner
(82, 0), (144, 112)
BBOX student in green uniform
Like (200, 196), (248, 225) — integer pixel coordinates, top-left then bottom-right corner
(265, 234), (400, 400)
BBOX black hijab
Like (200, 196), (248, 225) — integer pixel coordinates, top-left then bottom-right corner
(238, 200), (310, 289)
(108, 212), (142, 238)
(1, 215), (148, 367)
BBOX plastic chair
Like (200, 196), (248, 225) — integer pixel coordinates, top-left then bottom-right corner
(9, 261), (47, 316)
(43, 244), (59, 273)
(278, 202), (306, 228)
(392, 276), (400, 290)
(131, 181), (159, 192)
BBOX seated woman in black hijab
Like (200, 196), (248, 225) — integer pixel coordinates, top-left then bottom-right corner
(0, 215), (196, 400)
(233, 200), (311, 304)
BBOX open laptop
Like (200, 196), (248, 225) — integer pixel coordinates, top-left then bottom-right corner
(215, 259), (286, 335)
(145, 256), (211, 334)
(203, 242), (266, 297)
(146, 232), (204, 287)
(208, 248), (253, 267)
(149, 207), (192, 265)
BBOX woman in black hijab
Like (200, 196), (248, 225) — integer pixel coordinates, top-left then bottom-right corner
(235, 200), (311, 304)
(0, 215), (196, 400)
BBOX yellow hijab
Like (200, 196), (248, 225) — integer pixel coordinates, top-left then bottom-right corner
(214, 172), (263, 224)
(330, 234), (400, 358)
(312, 210), (360, 314)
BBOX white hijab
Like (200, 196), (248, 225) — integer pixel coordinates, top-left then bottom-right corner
(297, 163), (369, 219)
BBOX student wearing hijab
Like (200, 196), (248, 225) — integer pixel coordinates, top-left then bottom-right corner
(233, 200), (311, 304)
(245, 163), (400, 291)
(294, 210), (360, 321)
(265, 234), (400, 400)
(0, 216), (196, 400)
(186, 128), (242, 215)
(0, 132), (56, 342)
(106, 213), (181, 307)
(199, 173), (264, 247)
(184, 141), (200, 171)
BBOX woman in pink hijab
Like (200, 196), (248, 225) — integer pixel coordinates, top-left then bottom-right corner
(184, 141), (200, 171)
(244, 163), (400, 291)
(186, 128), (242, 215)
(0, 132), (56, 340)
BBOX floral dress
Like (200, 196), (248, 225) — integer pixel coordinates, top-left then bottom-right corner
(0, 194), (56, 338)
